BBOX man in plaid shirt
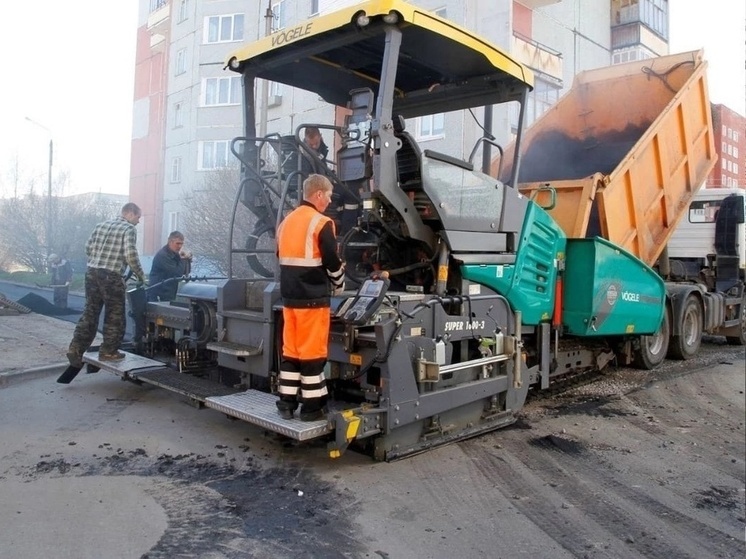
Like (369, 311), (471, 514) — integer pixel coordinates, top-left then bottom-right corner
(67, 203), (147, 366)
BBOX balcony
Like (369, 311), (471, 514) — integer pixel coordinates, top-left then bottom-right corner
(512, 32), (563, 83)
(516, 0), (562, 8)
(611, 0), (668, 40)
(147, 0), (170, 30)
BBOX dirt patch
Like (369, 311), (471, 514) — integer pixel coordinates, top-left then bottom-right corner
(24, 446), (364, 559)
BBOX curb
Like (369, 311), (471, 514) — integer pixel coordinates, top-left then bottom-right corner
(0, 362), (67, 389)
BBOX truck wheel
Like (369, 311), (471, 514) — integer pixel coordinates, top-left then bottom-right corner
(725, 295), (746, 346)
(668, 296), (703, 359)
(632, 308), (670, 370)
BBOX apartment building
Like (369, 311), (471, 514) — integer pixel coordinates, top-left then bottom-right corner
(130, 0), (671, 255)
(709, 104), (746, 189)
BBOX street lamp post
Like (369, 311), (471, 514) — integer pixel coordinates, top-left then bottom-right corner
(24, 117), (54, 269)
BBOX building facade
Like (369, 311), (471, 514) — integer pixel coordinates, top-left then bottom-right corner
(130, 0), (675, 255)
(709, 104), (745, 189)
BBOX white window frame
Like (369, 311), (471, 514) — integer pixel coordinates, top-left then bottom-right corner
(168, 211), (180, 232)
(178, 0), (189, 23)
(174, 102), (184, 128)
(171, 157), (182, 183)
(416, 113), (445, 141)
(734, 146), (739, 159)
(204, 14), (244, 44)
(199, 140), (234, 170)
(271, 1), (287, 31)
(149, 0), (167, 13)
(175, 48), (187, 75)
(268, 81), (283, 107)
(722, 157), (727, 169)
(734, 131), (739, 142)
(734, 163), (739, 175)
(203, 76), (242, 106)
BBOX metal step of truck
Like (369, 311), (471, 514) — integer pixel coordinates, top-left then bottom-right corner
(134, 369), (240, 402)
(206, 390), (332, 441)
(206, 340), (263, 356)
(83, 351), (165, 376)
(82, 351), (240, 404)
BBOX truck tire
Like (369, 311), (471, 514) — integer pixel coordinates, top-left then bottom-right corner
(632, 308), (670, 370)
(725, 295), (746, 346)
(668, 295), (703, 359)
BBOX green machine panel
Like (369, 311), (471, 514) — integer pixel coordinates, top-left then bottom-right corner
(563, 238), (664, 336)
(462, 203), (566, 325)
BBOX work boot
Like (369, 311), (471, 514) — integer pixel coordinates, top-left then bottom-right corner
(276, 400), (297, 420)
(299, 405), (326, 422)
(66, 351), (83, 369)
(99, 351), (126, 362)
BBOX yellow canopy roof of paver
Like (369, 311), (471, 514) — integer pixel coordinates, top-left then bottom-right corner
(225, 0), (533, 118)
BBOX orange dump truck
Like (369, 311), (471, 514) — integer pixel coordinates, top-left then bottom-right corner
(497, 49), (745, 363)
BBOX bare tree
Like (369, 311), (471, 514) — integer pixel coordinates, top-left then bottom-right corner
(0, 191), (121, 273)
(180, 168), (268, 277)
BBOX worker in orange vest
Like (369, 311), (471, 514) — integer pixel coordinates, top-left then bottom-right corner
(276, 174), (345, 421)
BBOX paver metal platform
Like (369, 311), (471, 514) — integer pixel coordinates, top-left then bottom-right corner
(84, 351), (331, 441)
(82, 351), (164, 376)
(206, 390), (332, 440)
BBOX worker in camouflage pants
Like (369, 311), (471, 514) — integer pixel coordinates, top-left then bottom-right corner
(67, 203), (147, 367)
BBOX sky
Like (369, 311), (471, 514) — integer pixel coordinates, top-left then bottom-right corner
(0, 1), (743, 199)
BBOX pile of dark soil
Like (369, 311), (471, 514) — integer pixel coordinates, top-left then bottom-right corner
(16, 292), (82, 317)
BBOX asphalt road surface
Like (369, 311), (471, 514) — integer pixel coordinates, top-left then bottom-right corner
(0, 280), (134, 340)
(0, 324), (743, 558)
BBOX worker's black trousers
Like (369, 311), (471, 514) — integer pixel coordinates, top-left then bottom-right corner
(277, 357), (328, 412)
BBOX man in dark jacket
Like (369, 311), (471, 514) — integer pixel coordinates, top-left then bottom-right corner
(148, 231), (192, 301)
(48, 253), (73, 308)
(301, 126), (359, 236)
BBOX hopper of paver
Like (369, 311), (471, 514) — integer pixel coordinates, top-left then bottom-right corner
(496, 50), (717, 267)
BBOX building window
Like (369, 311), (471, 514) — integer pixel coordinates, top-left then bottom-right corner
(727, 160), (732, 172)
(169, 212), (180, 232)
(174, 102), (184, 128)
(311, 0), (319, 15)
(734, 163), (739, 176)
(205, 14), (244, 44)
(175, 48), (187, 75)
(272, 1), (287, 31)
(178, 0), (189, 22)
(199, 140), (235, 170)
(203, 76), (242, 106)
(416, 113), (445, 141)
(722, 124), (727, 136)
(734, 146), (739, 159)
(722, 158), (727, 170)
(722, 141), (727, 152)
(728, 144), (733, 156)
(728, 127), (733, 139)
(268, 81), (283, 107)
(149, 0), (167, 13)
(734, 131), (739, 142)
(171, 158), (182, 183)
(435, 7), (447, 17)
(638, 0), (668, 40)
